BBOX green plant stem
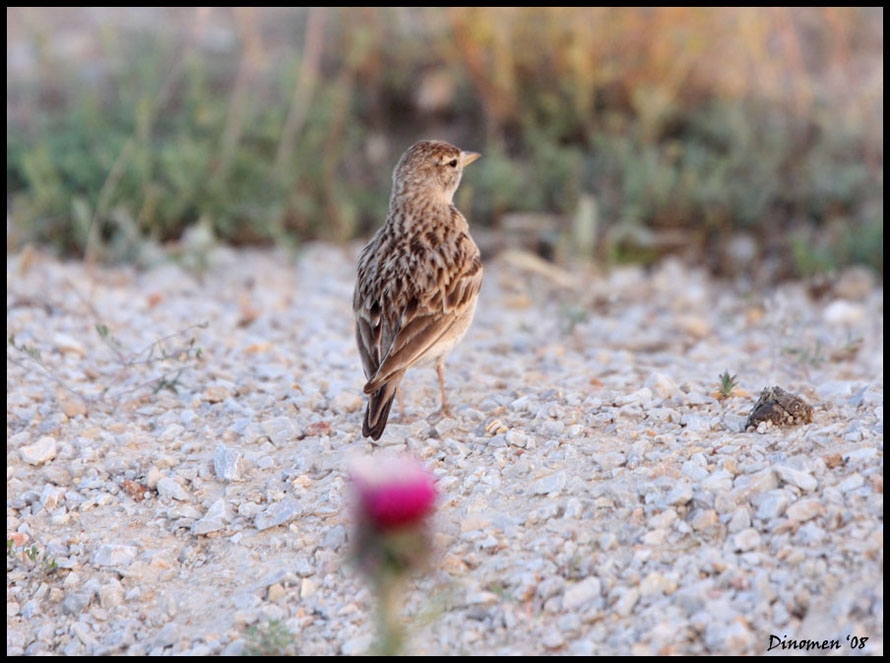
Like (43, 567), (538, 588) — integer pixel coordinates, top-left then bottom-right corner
(372, 571), (406, 656)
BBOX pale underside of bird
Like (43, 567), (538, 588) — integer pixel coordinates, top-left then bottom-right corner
(354, 139), (483, 440)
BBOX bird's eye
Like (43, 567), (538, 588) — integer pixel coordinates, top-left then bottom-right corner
(448, 158), (458, 168)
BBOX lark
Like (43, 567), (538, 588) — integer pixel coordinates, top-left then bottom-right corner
(354, 140), (483, 440)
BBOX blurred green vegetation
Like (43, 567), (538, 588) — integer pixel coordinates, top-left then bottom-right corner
(6, 7), (883, 279)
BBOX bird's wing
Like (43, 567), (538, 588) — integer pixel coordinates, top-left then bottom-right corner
(354, 309), (381, 381)
(354, 240), (386, 381)
(363, 245), (482, 393)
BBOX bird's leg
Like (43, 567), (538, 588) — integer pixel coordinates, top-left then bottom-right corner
(436, 358), (453, 417)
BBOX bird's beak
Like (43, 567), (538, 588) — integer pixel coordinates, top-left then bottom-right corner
(461, 151), (481, 167)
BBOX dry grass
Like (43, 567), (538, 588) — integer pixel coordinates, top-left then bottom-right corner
(6, 7), (883, 278)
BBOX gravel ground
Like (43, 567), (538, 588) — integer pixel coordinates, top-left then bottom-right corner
(6, 243), (884, 656)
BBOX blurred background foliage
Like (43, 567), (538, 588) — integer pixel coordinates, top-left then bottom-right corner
(6, 7), (883, 281)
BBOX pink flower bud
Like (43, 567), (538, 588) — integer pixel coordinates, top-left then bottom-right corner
(350, 454), (437, 531)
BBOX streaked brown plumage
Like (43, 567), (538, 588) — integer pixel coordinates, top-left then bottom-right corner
(354, 139), (483, 440)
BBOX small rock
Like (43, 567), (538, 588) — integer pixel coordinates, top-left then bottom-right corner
(644, 372), (682, 400)
(267, 583), (287, 602)
(680, 413), (713, 432)
(204, 385), (231, 403)
(557, 612), (581, 634)
(323, 525), (347, 550)
(593, 452), (626, 471)
(786, 499), (824, 523)
(843, 447), (878, 464)
(650, 509), (678, 530)
(70, 619), (96, 645)
(300, 577), (318, 599)
(796, 522), (827, 544)
(723, 618), (756, 652)
(262, 416), (298, 447)
(619, 387), (653, 405)
(542, 630), (566, 650)
(732, 468), (779, 500)
(98, 579), (125, 610)
(563, 577), (602, 610)
(822, 300), (866, 326)
(837, 473), (864, 493)
(745, 386), (813, 430)
(532, 472), (567, 496)
(156, 477), (191, 501)
(52, 332), (86, 357)
(681, 459), (709, 481)
(690, 509), (718, 531)
(92, 544), (138, 568)
(639, 572), (677, 596)
(727, 507), (751, 533)
(643, 528), (669, 545)
(20, 436), (57, 465)
(193, 499), (229, 535)
(732, 528), (761, 551)
(254, 498), (302, 531)
(505, 430), (528, 448)
(214, 444), (249, 482)
(152, 622), (179, 649)
(613, 587), (640, 617)
(774, 466), (818, 492)
(755, 490), (789, 520)
(702, 470), (734, 493)
(39, 484), (64, 511)
(59, 394), (87, 418)
(666, 482), (693, 506)
(539, 419), (565, 437)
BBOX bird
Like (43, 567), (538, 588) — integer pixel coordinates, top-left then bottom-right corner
(353, 139), (483, 441)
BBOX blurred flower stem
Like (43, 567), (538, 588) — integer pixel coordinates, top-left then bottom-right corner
(348, 453), (438, 656)
(371, 565), (406, 656)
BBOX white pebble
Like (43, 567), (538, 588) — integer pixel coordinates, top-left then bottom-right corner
(92, 544), (138, 568)
(156, 477), (191, 501)
(822, 299), (866, 326)
(786, 498), (824, 522)
(563, 576), (602, 610)
(732, 528), (761, 551)
(774, 466), (818, 492)
(19, 436), (57, 465)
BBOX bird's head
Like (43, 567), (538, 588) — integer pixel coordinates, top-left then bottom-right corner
(391, 140), (481, 203)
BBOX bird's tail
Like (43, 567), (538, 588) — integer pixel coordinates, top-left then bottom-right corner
(363, 379), (399, 440)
